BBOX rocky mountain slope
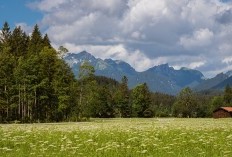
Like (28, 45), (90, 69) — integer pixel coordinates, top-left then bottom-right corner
(64, 51), (205, 95)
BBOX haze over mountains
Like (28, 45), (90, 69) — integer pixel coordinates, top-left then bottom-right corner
(65, 51), (232, 95)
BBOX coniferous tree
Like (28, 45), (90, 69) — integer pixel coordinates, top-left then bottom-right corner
(38, 47), (58, 121)
(0, 22), (78, 122)
(43, 34), (52, 48)
(9, 26), (28, 57)
(0, 22), (11, 53)
(150, 92), (175, 117)
(0, 22), (11, 44)
(114, 76), (131, 117)
(89, 85), (114, 118)
(28, 24), (43, 55)
(0, 50), (15, 121)
(0, 22), (13, 122)
(53, 60), (75, 121)
(224, 85), (232, 105)
(93, 76), (119, 118)
(131, 83), (152, 117)
(14, 55), (41, 122)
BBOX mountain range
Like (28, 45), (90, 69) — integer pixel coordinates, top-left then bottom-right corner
(64, 51), (232, 95)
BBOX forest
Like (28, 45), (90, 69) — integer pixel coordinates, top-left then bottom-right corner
(0, 22), (231, 123)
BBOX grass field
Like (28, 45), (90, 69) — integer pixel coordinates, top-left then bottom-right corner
(0, 118), (232, 157)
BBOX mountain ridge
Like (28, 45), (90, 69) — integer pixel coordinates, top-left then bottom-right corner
(64, 51), (209, 95)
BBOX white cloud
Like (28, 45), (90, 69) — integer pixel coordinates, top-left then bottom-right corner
(179, 28), (214, 50)
(28, 0), (232, 78)
(189, 61), (206, 69)
(28, 0), (66, 12)
(103, 45), (156, 71)
(15, 23), (33, 34)
(222, 56), (232, 64)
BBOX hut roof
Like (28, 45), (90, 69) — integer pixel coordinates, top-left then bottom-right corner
(214, 107), (232, 113)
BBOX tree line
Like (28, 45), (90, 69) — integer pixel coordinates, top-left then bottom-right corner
(0, 22), (231, 123)
(0, 22), (76, 122)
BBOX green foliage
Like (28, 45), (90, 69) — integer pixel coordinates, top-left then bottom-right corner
(0, 22), (11, 44)
(209, 96), (223, 112)
(9, 26), (28, 57)
(0, 50), (15, 121)
(28, 24), (43, 55)
(114, 76), (131, 117)
(194, 94), (212, 117)
(151, 92), (175, 117)
(131, 83), (152, 117)
(224, 84), (232, 105)
(173, 87), (197, 117)
(207, 85), (232, 117)
(42, 34), (52, 48)
(0, 22), (11, 54)
(76, 61), (96, 119)
(0, 23), (76, 123)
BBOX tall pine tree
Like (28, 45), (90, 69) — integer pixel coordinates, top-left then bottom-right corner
(114, 76), (131, 117)
(28, 24), (43, 55)
(9, 26), (28, 57)
(131, 83), (152, 117)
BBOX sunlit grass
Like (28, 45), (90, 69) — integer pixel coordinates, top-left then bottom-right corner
(0, 118), (232, 157)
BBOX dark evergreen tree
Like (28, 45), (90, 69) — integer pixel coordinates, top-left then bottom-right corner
(14, 56), (37, 122)
(224, 85), (232, 105)
(52, 60), (75, 121)
(37, 47), (58, 121)
(43, 34), (52, 48)
(9, 26), (28, 57)
(114, 76), (131, 117)
(0, 22), (11, 44)
(28, 24), (43, 55)
(131, 83), (152, 117)
(151, 92), (175, 117)
(0, 50), (15, 121)
(0, 23), (79, 122)
(0, 22), (11, 53)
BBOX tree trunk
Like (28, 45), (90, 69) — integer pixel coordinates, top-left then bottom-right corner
(24, 84), (26, 119)
(79, 87), (82, 119)
(18, 84), (21, 119)
(4, 85), (9, 118)
(33, 88), (37, 120)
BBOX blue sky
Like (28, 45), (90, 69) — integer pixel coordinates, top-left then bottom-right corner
(1, 0), (232, 78)
(0, 0), (42, 27)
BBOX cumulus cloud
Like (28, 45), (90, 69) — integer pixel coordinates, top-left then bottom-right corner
(28, 0), (232, 78)
(179, 28), (214, 50)
(15, 23), (33, 34)
(222, 57), (232, 64)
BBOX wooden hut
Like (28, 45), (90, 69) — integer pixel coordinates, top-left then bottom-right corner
(213, 107), (232, 118)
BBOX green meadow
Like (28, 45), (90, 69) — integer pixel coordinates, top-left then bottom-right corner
(0, 118), (232, 157)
